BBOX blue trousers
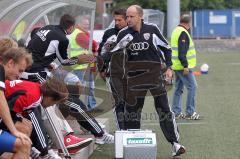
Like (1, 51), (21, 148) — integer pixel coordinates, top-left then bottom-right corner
(73, 70), (97, 110)
(172, 69), (197, 115)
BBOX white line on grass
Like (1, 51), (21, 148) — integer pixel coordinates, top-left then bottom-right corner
(177, 122), (205, 125)
(142, 122), (205, 126)
(226, 62), (240, 65)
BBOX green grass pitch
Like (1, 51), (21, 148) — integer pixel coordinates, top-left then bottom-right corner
(89, 51), (240, 159)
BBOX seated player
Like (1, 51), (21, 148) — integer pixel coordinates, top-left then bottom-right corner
(3, 78), (93, 158)
(0, 46), (32, 158)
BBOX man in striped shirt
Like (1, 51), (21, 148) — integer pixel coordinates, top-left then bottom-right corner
(109, 5), (186, 157)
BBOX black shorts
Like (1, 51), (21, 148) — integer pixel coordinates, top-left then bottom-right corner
(0, 112), (23, 131)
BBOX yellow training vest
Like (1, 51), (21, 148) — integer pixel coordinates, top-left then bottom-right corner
(13, 21), (26, 40)
(171, 26), (196, 70)
(69, 29), (89, 70)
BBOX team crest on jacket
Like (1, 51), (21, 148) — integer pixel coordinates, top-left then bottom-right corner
(143, 33), (150, 40)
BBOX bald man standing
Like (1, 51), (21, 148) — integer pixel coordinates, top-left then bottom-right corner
(109, 5), (186, 157)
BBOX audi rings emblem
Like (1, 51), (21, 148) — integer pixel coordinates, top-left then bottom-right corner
(129, 42), (149, 51)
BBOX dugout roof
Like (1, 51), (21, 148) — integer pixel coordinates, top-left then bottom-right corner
(0, 0), (96, 50)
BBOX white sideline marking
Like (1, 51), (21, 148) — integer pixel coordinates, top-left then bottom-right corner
(177, 122), (205, 125)
(226, 62), (240, 65)
(142, 122), (205, 126)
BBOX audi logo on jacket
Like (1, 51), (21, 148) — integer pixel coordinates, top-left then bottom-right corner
(111, 22), (172, 67)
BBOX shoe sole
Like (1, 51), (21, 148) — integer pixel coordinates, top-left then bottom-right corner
(59, 150), (81, 155)
(95, 139), (114, 145)
(175, 116), (184, 120)
(66, 138), (93, 150)
(185, 115), (202, 120)
(173, 147), (186, 157)
(95, 140), (114, 145)
(185, 118), (200, 120)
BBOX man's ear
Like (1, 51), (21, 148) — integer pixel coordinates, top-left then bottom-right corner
(67, 25), (75, 34)
(6, 59), (15, 68)
(65, 27), (71, 34)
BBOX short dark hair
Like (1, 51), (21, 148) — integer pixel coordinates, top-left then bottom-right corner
(41, 77), (68, 102)
(59, 14), (75, 30)
(113, 8), (126, 19)
(180, 14), (191, 24)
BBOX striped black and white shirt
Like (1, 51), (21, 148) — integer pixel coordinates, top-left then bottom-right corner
(27, 25), (78, 73)
(111, 21), (172, 67)
(97, 27), (121, 72)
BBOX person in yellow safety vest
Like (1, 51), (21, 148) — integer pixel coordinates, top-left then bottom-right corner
(13, 21), (26, 41)
(171, 14), (200, 120)
(69, 28), (90, 70)
(69, 16), (98, 111)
